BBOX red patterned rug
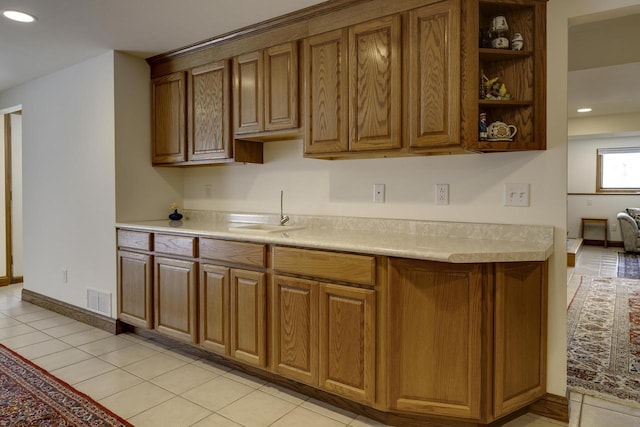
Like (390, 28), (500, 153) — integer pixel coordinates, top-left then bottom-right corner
(567, 276), (640, 407)
(0, 343), (132, 426)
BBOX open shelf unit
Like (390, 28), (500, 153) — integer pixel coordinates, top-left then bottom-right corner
(461, 0), (546, 152)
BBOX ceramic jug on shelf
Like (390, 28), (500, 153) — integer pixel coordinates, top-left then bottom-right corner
(486, 121), (517, 141)
(490, 15), (510, 49)
(490, 15), (508, 33)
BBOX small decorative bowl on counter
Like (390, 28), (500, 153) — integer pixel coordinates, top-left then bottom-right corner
(168, 203), (183, 221)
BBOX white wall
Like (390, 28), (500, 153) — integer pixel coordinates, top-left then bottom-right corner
(569, 112), (640, 136)
(114, 52), (183, 222)
(0, 51), (183, 316)
(0, 52), (118, 312)
(568, 134), (640, 241)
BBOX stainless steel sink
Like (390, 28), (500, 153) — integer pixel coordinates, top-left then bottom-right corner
(228, 223), (305, 233)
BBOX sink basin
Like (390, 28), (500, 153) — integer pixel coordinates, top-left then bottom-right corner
(228, 223), (305, 233)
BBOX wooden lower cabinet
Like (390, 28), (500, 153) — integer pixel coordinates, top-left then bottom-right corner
(117, 229), (550, 425)
(199, 264), (230, 355)
(154, 256), (198, 343)
(319, 283), (376, 404)
(493, 262), (547, 418)
(230, 268), (267, 367)
(117, 250), (153, 329)
(271, 274), (376, 404)
(271, 275), (319, 384)
(387, 258), (485, 419)
(387, 258), (548, 422)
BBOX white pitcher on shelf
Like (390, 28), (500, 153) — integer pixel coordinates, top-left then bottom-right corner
(486, 121), (518, 141)
(490, 15), (508, 33)
(490, 15), (510, 49)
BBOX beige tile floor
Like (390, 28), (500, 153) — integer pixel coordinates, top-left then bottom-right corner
(0, 245), (637, 426)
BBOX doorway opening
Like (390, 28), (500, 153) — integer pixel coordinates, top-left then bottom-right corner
(1, 109), (23, 286)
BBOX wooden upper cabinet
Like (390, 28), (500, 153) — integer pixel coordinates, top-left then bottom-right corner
(304, 15), (401, 156)
(303, 29), (349, 154)
(265, 43), (299, 131)
(409, 0), (461, 149)
(234, 51), (264, 135)
(152, 71), (186, 164)
(189, 60), (232, 161)
(233, 42), (299, 136)
(349, 15), (401, 152)
(460, 0), (546, 152)
(149, 0), (546, 161)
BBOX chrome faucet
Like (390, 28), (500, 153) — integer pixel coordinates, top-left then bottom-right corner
(280, 190), (290, 226)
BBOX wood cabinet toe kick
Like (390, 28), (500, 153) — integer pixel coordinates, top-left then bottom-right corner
(116, 228), (552, 425)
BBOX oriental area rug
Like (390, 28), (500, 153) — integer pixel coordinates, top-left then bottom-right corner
(0, 344), (132, 426)
(618, 252), (640, 279)
(567, 275), (640, 408)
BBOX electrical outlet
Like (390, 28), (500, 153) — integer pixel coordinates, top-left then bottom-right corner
(205, 184), (213, 198)
(373, 184), (385, 203)
(504, 183), (530, 207)
(62, 269), (68, 284)
(610, 223), (617, 233)
(435, 184), (449, 205)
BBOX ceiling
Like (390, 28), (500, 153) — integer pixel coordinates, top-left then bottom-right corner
(0, 0), (639, 120)
(568, 9), (640, 118)
(0, 0), (324, 92)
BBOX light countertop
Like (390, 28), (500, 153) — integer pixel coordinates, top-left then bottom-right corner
(116, 211), (554, 263)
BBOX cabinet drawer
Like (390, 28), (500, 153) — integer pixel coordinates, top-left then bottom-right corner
(200, 238), (266, 268)
(273, 246), (375, 286)
(155, 234), (196, 258)
(117, 229), (152, 251)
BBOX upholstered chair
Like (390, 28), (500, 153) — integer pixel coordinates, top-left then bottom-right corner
(617, 211), (640, 252)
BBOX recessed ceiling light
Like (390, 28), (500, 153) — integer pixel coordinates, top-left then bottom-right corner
(3, 10), (37, 23)
(577, 107), (592, 113)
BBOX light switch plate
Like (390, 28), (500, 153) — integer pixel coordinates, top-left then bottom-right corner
(504, 183), (529, 207)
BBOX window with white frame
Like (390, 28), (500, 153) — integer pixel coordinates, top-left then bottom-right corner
(596, 147), (640, 193)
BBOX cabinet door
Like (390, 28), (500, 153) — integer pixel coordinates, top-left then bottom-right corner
(265, 42), (299, 131)
(387, 258), (484, 419)
(233, 51), (264, 135)
(319, 283), (375, 404)
(271, 275), (318, 385)
(117, 250), (153, 329)
(303, 29), (349, 154)
(493, 261), (547, 417)
(230, 269), (267, 367)
(154, 256), (197, 343)
(349, 15), (401, 152)
(152, 71), (186, 164)
(409, 1), (460, 149)
(189, 60), (232, 161)
(199, 264), (230, 355)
